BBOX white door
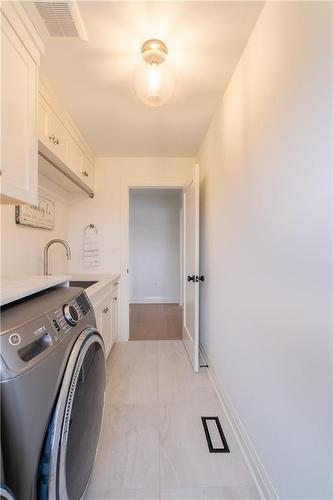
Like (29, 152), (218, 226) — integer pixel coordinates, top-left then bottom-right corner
(183, 164), (200, 372)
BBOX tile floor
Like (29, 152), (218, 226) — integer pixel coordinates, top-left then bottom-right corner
(86, 341), (260, 500)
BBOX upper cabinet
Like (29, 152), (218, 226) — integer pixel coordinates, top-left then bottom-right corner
(38, 93), (68, 164)
(1, 2), (95, 205)
(38, 77), (95, 198)
(0, 3), (44, 205)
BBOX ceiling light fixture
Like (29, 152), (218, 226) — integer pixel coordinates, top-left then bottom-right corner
(134, 39), (175, 107)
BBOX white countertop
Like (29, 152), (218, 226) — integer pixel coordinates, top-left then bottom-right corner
(0, 273), (120, 307)
(0, 275), (71, 306)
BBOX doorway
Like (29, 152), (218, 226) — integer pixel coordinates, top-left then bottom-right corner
(129, 188), (183, 341)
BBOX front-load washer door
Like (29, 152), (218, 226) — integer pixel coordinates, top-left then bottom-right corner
(38, 328), (106, 500)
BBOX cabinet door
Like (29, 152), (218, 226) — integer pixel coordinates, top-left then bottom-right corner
(95, 296), (113, 358)
(38, 94), (49, 147)
(38, 93), (69, 165)
(67, 135), (84, 177)
(111, 284), (119, 343)
(80, 155), (95, 190)
(47, 107), (68, 163)
(1, 14), (38, 204)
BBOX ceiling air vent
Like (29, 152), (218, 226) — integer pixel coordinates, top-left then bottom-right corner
(34, 1), (88, 40)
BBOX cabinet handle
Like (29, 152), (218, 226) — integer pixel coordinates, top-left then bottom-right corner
(103, 307), (109, 314)
(49, 135), (59, 145)
(113, 297), (117, 301)
(82, 170), (89, 177)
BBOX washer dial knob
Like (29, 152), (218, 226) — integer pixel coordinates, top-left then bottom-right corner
(63, 304), (79, 326)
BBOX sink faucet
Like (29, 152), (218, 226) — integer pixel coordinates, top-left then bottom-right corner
(44, 239), (71, 275)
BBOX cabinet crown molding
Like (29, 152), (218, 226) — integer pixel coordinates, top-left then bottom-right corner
(1, 2), (44, 63)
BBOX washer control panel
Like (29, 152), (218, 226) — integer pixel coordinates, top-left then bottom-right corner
(52, 293), (91, 335)
(0, 290), (93, 377)
(63, 304), (79, 326)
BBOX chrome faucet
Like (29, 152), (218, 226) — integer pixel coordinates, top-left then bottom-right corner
(44, 239), (71, 275)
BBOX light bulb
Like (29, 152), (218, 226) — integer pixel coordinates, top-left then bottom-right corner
(133, 39), (175, 107)
(148, 62), (161, 97)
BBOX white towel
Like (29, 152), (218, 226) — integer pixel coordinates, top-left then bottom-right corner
(83, 234), (100, 267)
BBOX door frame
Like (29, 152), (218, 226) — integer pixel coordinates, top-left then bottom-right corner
(121, 180), (186, 341)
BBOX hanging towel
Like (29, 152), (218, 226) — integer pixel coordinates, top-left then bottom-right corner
(83, 232), (100, 267)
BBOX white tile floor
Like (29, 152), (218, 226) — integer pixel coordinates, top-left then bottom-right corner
(85, 341), (260, 500)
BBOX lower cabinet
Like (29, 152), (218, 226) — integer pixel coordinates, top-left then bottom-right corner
(111, 282), (119, 343)
(95, 294), (113, 357)
(94, 283), (119, 358)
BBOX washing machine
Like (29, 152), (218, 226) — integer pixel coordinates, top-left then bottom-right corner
(0, 286), (106, 500)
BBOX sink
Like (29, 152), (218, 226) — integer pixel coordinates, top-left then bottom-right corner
(68, 280), (98, 289)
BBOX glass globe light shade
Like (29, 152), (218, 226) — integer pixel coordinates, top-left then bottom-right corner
(134, 59), (175, 107)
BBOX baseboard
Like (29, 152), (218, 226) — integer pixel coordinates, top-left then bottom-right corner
(200, 344), (279, 500)
(130, 296), (179, 304)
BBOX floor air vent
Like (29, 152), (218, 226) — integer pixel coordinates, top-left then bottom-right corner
(201, 416), (230, 453)
(34, 1), (88, 40)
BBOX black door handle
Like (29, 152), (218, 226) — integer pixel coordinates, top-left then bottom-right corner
(194, 275), (205, 282)
(187, 275), (195, 282)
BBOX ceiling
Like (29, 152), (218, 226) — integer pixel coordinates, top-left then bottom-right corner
(24, 1), (264, 157)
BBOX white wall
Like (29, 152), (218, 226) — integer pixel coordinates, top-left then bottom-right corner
(1, 179), (70, 276)
(67, 157), (194, 338)
(129, 189), (181, 303)
(197, 2), (332, 499)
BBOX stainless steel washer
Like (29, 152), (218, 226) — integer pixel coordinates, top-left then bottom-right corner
(0, 287), (106, 500)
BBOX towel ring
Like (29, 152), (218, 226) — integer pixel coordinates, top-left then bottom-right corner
(84, 224), (98, 234)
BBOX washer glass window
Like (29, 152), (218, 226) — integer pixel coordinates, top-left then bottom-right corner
(65, 341), (105, 499)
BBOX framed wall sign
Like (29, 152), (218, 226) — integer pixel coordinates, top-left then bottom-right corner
(15, 196), (55, 230)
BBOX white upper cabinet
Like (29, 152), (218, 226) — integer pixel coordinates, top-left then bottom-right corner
(67, 134), (84, 177)
(1, 3), (95, 203)
(81, 155), (95, 191)
(43, 100), (68, 164)
(38, 94), (50, 147)
(67, 138), (94, 190)
(38, 78), (96, 198)
(0, 3), (44, 205)
(38, 92), (70, 166)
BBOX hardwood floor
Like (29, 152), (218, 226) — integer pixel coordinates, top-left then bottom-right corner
(130, 304), (183, 341)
